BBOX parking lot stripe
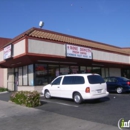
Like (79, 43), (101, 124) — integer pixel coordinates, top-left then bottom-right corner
(41, 99), (79, 108)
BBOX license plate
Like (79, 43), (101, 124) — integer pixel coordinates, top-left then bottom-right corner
(97, 89), (102, 93)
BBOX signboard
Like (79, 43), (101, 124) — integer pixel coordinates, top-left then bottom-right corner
(3, 44), (12, 60)
(66, 44), (92, 59)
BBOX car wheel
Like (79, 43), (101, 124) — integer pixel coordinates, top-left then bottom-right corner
(73, 93), (83, 104)
(44, 90), (51, 99)
(116, 87), (123, 94)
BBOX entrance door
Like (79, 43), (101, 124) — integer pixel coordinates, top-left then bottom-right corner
(14, 72), (18, 91)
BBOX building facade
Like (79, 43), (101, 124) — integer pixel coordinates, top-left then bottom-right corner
(0, 27), (130, 92)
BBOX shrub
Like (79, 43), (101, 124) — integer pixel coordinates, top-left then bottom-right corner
(10, 91), (41, 107)
(0, 87), (8, 92)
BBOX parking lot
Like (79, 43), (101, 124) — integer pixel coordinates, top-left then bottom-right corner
(38, 93), (130, 127)
(0, 92), (130, 128)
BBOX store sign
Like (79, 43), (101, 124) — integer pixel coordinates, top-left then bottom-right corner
(66, 44), (92, 59)
(3, 44), (12, 60)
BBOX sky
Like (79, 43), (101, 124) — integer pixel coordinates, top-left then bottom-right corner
(0, 0), (130, 48)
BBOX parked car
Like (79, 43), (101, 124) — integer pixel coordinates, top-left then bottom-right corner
(42, 73), (109, 104)
(104, 76), (130, 94)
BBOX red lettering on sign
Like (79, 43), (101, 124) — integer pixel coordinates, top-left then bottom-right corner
(70, 46), (78, 51)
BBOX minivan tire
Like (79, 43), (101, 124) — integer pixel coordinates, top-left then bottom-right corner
(73, 93), (83, 104)
(44, 90), (51, 99)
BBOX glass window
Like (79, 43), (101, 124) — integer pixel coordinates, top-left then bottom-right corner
(28, 64), (34, 86)
(92, 67), (101, 75)
(35, 64), (48, 85)
(121, 69), (130, 79)
(101, 68), (109, 77)
(60, 65), (69, 75)
(48, 64), (59, 83)
(23, 66), (27, 85)
(119, 77), (129, 81)
(52, 77), (62, 85)
(88, 75), (105, 84)
(18, 67), (22, 85)
(62, 76), (85, 85)
(104, 77), (111, 82)
(101, 68), (105, 78)
(105, 68), (109, 77)
(86, 67), (92, 73)
(110, 78), (117, 82)
(104, 77), (108, 82)
(80, 66), (86, 73)
(70, 66), (79, 74)
(15, 68), (18, 72)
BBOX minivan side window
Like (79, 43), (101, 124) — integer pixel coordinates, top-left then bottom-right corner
(88, 75), (105, 84)
(62, 76), (85, 85)
(52, 77), (62, 85)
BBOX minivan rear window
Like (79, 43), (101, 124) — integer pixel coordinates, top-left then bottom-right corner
(62, 76), (85, 85)
(88, 75), (105, 84)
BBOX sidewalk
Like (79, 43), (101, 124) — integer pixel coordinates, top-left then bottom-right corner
(0, 91), (8, 94)
(0, 100), (119, 130)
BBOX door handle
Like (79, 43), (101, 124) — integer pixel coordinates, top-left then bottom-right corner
(57, 86), (60, 88)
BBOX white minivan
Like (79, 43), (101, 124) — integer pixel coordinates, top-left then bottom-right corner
(42, 73), (109, 104)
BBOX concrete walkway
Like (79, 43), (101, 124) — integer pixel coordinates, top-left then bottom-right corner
(0, 100), (119, 130)
(0, 91), (9, 94)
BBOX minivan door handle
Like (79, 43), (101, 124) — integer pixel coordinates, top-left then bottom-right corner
(57, 86), (60, 88)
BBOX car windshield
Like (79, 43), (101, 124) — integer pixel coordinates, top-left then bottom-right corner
(88, 75), (105, 84)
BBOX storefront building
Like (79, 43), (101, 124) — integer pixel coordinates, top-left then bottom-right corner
(0, 27), (130, 92)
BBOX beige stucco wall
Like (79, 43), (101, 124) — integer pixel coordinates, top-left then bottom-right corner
(28, 39), (65, 56)
(109, 68), (121, 76)
(18, 86), (35, 91)
(17, 86), (42, 93)
(93, 49), (129, 64)
(0, 51), (3, 62)
(13, 39), (25, 57)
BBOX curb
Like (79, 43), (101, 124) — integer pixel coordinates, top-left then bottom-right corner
(40, 94), (44, 97)
(0, 91), (9, 94)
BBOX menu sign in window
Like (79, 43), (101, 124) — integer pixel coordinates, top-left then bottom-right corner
(66, 44), (92, 59)
(3, 44), (12, 60)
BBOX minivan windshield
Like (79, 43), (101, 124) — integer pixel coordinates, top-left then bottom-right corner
(88, 75), (105, 84)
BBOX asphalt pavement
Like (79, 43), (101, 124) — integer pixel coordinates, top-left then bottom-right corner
(0, 92), (120, 130)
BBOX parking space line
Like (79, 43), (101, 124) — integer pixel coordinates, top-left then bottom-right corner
(41, 99), (79, 108)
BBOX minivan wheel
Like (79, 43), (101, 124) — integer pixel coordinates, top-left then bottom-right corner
(116, 87), (123, 94)
(44, 90), (51, 99)
(73, 93), (83, 104)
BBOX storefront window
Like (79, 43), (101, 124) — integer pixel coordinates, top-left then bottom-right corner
(101, 68), (105, 78)
(86, 67), (92, 73)
(80, 66), (86, 73)
(48, 64), (59, 83)
(105, 68), (109, 77)
(60, 65), (69, 75)
(127, 70), (130, 79)
(18, 67), (22, 85)
(35, 64), (48, 85)
(121, 69), (130, 79)
(92, 67), (101, 75)
(101, 68), (109, 77)
(70, 66), (79, 74)
(23, 66), (27, 85)
(28, 64), (34, 86)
